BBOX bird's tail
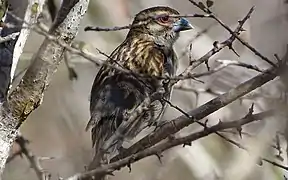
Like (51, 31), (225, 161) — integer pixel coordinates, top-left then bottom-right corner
(86, 121), (117, 180)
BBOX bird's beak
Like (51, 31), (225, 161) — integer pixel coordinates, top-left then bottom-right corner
(173, 18), (193, 32)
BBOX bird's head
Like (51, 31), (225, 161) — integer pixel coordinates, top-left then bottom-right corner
(127, 6), (193, 47)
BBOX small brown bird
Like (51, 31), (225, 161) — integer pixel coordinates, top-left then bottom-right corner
(87, 6), (193, 169)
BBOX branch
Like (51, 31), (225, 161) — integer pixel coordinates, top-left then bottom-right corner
(188, 0), (276, 67)
(167, 6), (254, 85)
(112, 62), (281, 163)
(0, 0), (45, 175)
(10, 0), (45, 84)
(83, 13), (211, 32)
(84, 25), (131, 32)
(66, 111), (274, 179)
(182, 59), (264, 80)
(15, 135), (51, 180)
(166, 100), (288, 173)
(9, 0), (89, 126)
(0, 0), (89, 176)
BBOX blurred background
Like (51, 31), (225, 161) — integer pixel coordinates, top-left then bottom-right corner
(3, 0), (288, 179)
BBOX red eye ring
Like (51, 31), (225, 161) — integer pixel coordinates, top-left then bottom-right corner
(158, 15), (170, 23)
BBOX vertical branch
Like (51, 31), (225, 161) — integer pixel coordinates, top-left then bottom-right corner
(0, 0), (45, 175)
(0, 0), (89, 176)
(10, 0), (45, 84)
(9, 0), (89, 125)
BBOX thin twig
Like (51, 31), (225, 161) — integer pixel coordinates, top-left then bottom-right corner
(14, 136), (51, 180)
(84, 25), (131, 32)
(83, 13), (211, 32)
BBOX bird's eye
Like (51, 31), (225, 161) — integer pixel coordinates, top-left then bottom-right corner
(158, 15), (170, 23)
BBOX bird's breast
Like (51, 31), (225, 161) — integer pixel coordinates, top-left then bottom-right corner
(116, 38), (166, 77)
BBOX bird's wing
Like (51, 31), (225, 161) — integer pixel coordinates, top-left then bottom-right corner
(87, 73), (147, 141)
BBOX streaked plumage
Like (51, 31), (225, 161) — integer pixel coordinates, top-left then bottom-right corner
(87, 6), (193, 169)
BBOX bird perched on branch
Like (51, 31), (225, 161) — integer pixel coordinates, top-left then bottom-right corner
(87, 6), (193, 169)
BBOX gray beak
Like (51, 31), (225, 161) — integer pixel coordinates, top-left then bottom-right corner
(173, 18), (193, 32)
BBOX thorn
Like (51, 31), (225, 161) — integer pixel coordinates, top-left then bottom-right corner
(84, 165), (88, 171)
(127, 163), (132, 173)
(228, 44), (240, 57)
(188, 44), (194, 65)
(155, 152), (163, 164)
(191, 77), (205, 84)
(213, 41), (219, 48)
(218, 119), (222, 124)
(237, 126), (243, 139)
(204, 119), (209, 125)
(204, 119), (209, 130)
(238, 20), (243, 24)
(239, 27), (246, 32)
(248, 103), (254, 115)
(183, 142), (192, 147)
(274, 54), (281, 63)
(276, 154), (284, 162)
(106, 170), (115, 176)
(256, 158), (263, 166)
(205, 60), (210, 71)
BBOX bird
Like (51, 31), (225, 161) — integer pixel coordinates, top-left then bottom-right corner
(86, 6), (193, 170)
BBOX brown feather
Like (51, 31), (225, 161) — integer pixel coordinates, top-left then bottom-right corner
(87, 6), (189, 175)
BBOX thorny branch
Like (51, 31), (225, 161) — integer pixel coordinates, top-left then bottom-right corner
(188, 0), (277, 67)
(189, 59), (264, 78)
(67, 111), (275, 179)
(166, 100), (288, 172)
(83, 13), (211, 32)
(0, 0), (89, 177)
(112, 59), (282, 164)
(7, 136), (51, 180)
(85, 9), (260, 167)
(108, 2), (284, 166)
(174, 6), (254, 85)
